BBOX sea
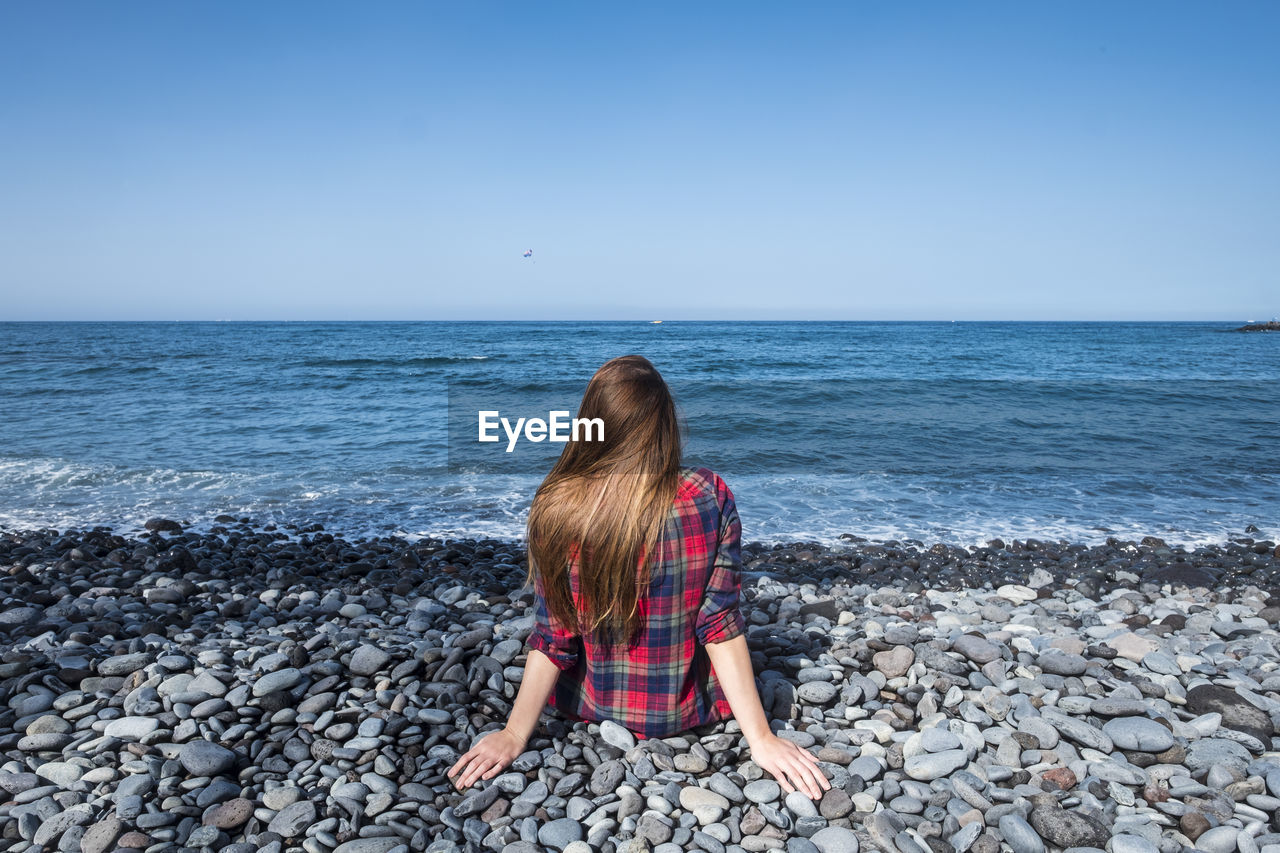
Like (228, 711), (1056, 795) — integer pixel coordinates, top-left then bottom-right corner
(1, 321), (1277, 547)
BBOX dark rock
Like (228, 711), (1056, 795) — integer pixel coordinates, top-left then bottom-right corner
(1028, 805), (1110, 849)
(1185, 684), (1274, 743)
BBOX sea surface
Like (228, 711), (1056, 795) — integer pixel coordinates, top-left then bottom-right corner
(1, 321), (1277, 546)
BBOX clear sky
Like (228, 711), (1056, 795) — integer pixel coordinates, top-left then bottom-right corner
(1, 2), (1276, 321)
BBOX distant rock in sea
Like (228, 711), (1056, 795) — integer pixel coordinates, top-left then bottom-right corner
(1234, 320), (1280, 332)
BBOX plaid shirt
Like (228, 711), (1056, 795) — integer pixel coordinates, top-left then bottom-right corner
(525, 466), (747, 739)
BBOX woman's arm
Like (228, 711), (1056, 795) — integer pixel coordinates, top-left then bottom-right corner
(703, 634), (770, 741)
(448, 647), (561, 790)
(704, 634), (830, 800)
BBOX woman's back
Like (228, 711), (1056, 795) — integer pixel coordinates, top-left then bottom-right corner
(527, 465), (747, 739)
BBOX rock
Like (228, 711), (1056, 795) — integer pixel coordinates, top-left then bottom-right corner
(1038, 653), (1088, 676)
(1195, 826), (1240, 853)
(680, 786), (731, 811)
(590, 760), (626, 796)
(745, 780), (782, 803)
(454, 783), (501, 817)
(918, 727), (961, 753)
(865, 812), (905, 853)
(349, 644), (391, 676)
(1041, 708), (1112, 752)
(903, 749), (968, 781)
(205, 798), (254, 829)
(98, 652), (151, 676)
(179, 739), (238, 777)
(997, 814), (1044, 853)
(253, 667), (303, 696)
(80, 816), (124, 853)
(266, 800), (315, 838)
(1090, 698), (1150, 717)
(810, 826), (860, 853)
(952, 634), (1003, 664)
(1185, 684), (1275, 743)
(873, 646), (915, 678)
(1040, 768), (1077, 790)
(798, 682), (839, 704)
(538, 817), (584, 850)
(32, 803), (94, 847)
(847, 756), (883, 782)
(1106, 632), (1158, 662)
(1185, 738), (1252, 776)
(332, 841), (404, 853)
(1028, 806), (1110, 849)
(600, 719), (637, 750)
(1111, 835), (1160, 853)
(819, 788), (854, 819)
(104, 716), (159, 739)
(786, 790), (820, 818)
(1101, 717), (1175, 752)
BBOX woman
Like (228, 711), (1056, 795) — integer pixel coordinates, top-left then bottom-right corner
(449, 355), (830, 800)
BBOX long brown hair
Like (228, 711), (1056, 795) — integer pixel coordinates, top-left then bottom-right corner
(526, 355), (682, 651)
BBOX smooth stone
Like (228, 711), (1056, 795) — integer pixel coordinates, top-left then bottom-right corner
(904, 749), (968, 781)
(798, 682), (839, 704)
(847, 756), (883, 781)
(332, 841), (404, 853)
(873, 646), (915, 678)
(1142, 651), (1181, 676)
(951, 822), (983, 853)
(1039, 653), (1088, 676)
(952, 635), (1003, 664)
(1041, 709), (1112, 752)
(98, 653), (151, 676)
(1185, 738), (1252, 776)
(1110, 835), (1160, 853)
(810, 826), (859, 853)
(253, 668), (303, 696)
(267, 800), (315, 838)
(785, 791), (820, 818)
(1101, 717), (1175, 752)
(919, 727), (962, 753)
(998, 814), (1044, 853)
(179, 740), (238, 777)
(745, 780), (782, 804)
(349, 645), (391, 676)
(538, 817), (584, 851)
(600, 720), (637, 751)
(1196, 827), (1241, 853)
(680, 787), (731, 811)
(103, 717), (159, 740)
(1090, 698), (1151, 717)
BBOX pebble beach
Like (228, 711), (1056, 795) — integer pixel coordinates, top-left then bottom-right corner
(3, 520), (1280, 853)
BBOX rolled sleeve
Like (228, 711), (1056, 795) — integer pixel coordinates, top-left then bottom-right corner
(527, 569), (581, 671)
(695, 478), (747, 646)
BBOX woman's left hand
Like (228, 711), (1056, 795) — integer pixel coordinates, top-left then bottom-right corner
(448, 727), (527, 790)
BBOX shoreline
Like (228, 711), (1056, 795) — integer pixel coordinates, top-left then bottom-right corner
(3, 517), (1278, 593)
(2, 520), (1279, 852)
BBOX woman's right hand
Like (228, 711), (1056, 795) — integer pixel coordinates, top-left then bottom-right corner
(749, 733), (831, 800)
(448, 727), (527, 791)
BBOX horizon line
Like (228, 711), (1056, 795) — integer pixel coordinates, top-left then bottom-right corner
(0, 318), (1274, 325)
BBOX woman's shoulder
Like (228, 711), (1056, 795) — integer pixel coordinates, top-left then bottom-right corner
(676, 466), (733, 504)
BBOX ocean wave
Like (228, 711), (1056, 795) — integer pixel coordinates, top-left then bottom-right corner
(301, 355), (497, 368)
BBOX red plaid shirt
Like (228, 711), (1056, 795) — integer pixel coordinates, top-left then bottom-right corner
(526, 467), (747, 739)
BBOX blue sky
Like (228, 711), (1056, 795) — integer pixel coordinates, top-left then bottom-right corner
(1, 2), (1276, 320)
